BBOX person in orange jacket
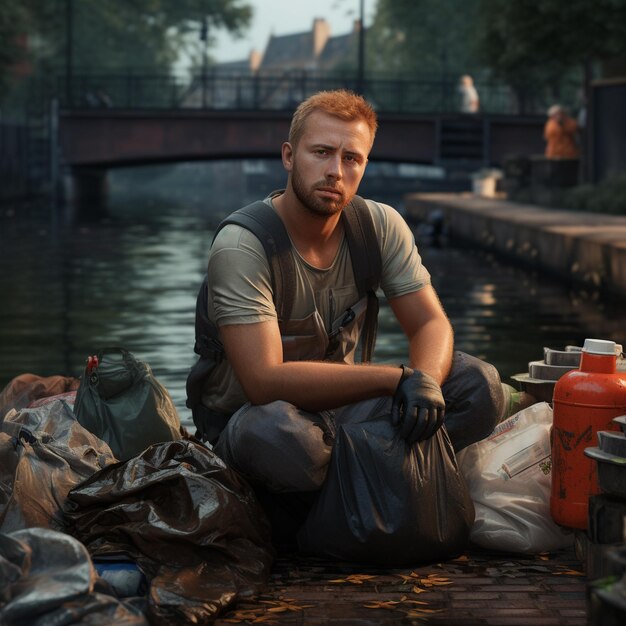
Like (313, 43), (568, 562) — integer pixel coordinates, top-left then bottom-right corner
(544, 104), (580, 158)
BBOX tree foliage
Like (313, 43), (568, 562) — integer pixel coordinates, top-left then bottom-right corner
(0, 0), (31, 96)
(364, 0), (626, 112)
(367, 0), (482, 78)
(0, 0), (252, 98)
(474, 0), (626, 100)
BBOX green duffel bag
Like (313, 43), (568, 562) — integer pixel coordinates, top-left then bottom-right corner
(74, 347), (182, 461)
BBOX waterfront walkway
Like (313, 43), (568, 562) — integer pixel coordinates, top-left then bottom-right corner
(214, 545), (587, 625)
(404, 192), (626, 299)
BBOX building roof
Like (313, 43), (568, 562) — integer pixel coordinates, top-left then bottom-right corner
(211, 18), (359, 75)
(261, 31), (315, 69)
(318, 31), (358, 70)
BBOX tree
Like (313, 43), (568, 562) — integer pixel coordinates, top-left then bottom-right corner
(1, 0), (253, 104)
(367, 0), (482, 78)
(0, 1), (31, 97)
(475, 0), (626, 112)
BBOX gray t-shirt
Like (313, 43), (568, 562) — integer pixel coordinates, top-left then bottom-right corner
(202, 196), (431, 414)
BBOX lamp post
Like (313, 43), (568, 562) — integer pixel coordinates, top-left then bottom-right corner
(356, 0), (365, 94)
(200, 16), (208, 108)
(65, 0), (74, 105)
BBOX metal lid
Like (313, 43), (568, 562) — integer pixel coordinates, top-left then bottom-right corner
(583, 338), (617, 355)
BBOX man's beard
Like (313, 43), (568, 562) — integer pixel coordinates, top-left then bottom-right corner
(291, 161), (349, 217)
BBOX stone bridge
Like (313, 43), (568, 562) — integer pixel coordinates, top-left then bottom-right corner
(59, 108), (545, 168)
(57, 107), (546, 213)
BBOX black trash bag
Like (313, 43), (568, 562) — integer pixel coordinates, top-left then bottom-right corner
(297, 397), (475, 566)
(73, 347), (182, 461)
(64, 439), (275, 626)
(0, 373), (80, 422)
(0, 527), (148, 626)
(0, 399), (116, 534)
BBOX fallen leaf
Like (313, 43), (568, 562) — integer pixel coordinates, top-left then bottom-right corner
(554, 569), (585, 576)
(344, 574), (378, 583)
(363, 599), (402, 609)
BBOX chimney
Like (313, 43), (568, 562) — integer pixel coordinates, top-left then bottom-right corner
(249, 49), (262, 73)
(312, 18), (330, 57)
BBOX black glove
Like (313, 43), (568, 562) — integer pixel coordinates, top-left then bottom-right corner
(391, 365), (445, 443)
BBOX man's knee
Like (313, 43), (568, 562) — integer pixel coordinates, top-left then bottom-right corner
(443, 351), (506, 451)
(215, 401), (333, 492)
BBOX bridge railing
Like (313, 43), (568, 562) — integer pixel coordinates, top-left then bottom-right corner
(59, 71), (524, 115)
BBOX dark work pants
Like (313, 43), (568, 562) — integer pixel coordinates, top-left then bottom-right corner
(215, 351), (505, 493)
(215, 351), (504, 550)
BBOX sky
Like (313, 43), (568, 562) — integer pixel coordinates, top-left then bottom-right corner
(212, 0), (373, 63)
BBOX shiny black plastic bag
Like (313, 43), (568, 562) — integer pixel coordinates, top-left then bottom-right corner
(297, 397), (475, 566)
(73, 348), (182, 461)
(64, 439), (274, 625)
(0, 399), (116, 533)
(0, 527), (148, 626)
(0, 373), (79, 421)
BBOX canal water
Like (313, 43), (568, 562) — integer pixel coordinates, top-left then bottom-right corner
(1, 163), (624, 428)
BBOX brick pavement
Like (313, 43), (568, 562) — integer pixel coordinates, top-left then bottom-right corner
(214, 545), (587, 625)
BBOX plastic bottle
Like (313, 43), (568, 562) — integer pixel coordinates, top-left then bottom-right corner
(551, 338), (626, 529)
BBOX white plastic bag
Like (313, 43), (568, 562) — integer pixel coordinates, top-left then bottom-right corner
(457, 402), (573, 554)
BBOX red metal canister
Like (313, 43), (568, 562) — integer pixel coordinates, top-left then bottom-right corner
(551, 338), (626, 529)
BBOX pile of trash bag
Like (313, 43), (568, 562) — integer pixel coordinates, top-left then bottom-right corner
(64, 440), (274, 625)
(0, 350), (275, 625)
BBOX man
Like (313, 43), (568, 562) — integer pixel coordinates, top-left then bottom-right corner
(544, 104), (580, 159)
(458, 75), (479, 113)
(190, 89), (505, 503)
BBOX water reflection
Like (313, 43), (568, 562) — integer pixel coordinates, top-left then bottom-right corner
(1, 169), (624, 429)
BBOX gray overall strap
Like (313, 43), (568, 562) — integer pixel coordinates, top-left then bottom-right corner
(341, 196), (381, 297)
(341, 195), (381, 362)
(216, 200), (296, 323)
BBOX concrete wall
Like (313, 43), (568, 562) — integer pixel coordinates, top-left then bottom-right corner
(405, 192), (626, 299)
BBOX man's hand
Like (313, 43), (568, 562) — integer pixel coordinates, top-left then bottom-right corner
(391, 366), (445, 443)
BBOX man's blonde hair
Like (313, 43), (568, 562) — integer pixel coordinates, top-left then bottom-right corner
(288, 89), (378, 150)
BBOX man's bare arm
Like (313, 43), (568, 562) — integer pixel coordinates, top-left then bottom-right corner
(387, 285), (453, 442)
(388, 285), (454, 385)
(220, 284), (452, 411)
(220, 320), (402, 411)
